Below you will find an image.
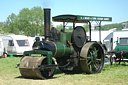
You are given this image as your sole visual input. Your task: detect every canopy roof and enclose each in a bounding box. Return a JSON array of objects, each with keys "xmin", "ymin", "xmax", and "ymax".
[{"xmin": 52, "ymin": 14, "xmax": 112, "ymax": 23}]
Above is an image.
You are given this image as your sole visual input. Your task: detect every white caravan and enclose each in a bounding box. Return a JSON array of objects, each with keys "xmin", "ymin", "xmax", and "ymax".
[
  {"xmin": 0, "ymin": 38, "xmax": 4, "ymax": 57},
  {"xmin": 87, "ymin": 30, "xmax": 113, "ymax": 43},
  {"xmin": 103, "ymin": 30, "xmax": 128, "ymax": 51},
  {"xmin": 0, "ymin": 35, "xmax": 32, "ymax": 55}
]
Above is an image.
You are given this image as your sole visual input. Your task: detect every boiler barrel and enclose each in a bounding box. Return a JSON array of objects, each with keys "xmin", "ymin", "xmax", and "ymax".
[
  {"xmin": 33, "ymin": 41, "xmax": 74, "ymax": 58},
  {"xmin": 53, "ymin": 43, "xmax": 74, "ymax": 58}
]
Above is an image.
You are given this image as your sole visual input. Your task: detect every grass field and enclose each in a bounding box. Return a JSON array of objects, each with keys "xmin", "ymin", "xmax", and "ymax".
[{"xmin": 0, "ymin": 57, "xmax": 128, "ymax": 85}]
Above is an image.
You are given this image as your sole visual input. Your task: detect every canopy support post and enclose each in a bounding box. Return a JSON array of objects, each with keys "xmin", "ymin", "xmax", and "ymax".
[
  {"xmin": 88, "ymin": 21, "xmax": 91, "ymax": 41},
  {"xmin": 63, "ymin": 22, "xmax": 65, "ymax": 32},
  {"xmin": 99, "ymin": 21, "xmax": 101, "ymax": 43}
]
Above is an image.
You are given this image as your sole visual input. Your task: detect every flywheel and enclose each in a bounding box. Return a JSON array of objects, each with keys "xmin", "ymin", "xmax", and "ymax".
[
  {"xmin": 72, "ymin": 26, "xmax": 86, "ymax": 48},
  {"xmin": 19, "ymin": 56, "xmax": 56, "ymax": 79},
  {"xmin": 80, "ymin": 42, "xmax": 104, "ymax": 74}
]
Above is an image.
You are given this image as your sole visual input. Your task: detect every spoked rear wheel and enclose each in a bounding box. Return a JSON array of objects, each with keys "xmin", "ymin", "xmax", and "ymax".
[{"xmin": 80, "ymin": 42, "xmax": 104, "ymax": 74}]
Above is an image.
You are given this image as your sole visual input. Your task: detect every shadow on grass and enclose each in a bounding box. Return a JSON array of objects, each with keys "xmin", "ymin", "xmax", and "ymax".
[
  {"xmin": 15, "ymin": 76, "xmax": 59, "ymax": 80},
  {"xmin": 15, "ymin": 69, "xmax": 63, "ymax": 80},
  {"xmin": 15, "ymin": 76, "xmax": 24, "ymax": 79}
]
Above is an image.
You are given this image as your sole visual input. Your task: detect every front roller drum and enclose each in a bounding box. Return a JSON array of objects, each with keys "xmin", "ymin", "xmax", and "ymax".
[
  {"xmin": 19, "ymin": 56, "xmax": 56, "ymax": 79},
  {"xmin": 80, "ymin": 42, "xmax": 104, "ymax": 74}
]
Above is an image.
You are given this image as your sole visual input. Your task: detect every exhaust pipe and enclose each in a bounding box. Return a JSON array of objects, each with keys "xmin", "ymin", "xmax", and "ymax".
[{"xmin": 44, "ymin": 8, "xmax": 51, "ymax": 41}]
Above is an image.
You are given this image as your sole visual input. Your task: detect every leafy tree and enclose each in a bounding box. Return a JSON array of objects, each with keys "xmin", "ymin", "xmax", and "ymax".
[
  {"xmin": 17, "ymin": 7, "xmax": 44, "ymax": 36},
  {"xmin": 5, "ymin": 6, "xmax": 44, "ymax": 36},
  {"xmin": 0, "ymin": 22, "xmax": 5, "ymax": 34},
  {"xmin": 5, "ymin": 13, "xmax": 19, "ymax": 34},
  {"xmin": 101, "ymin": 23, "xmax": 123, "ymax": 30}
]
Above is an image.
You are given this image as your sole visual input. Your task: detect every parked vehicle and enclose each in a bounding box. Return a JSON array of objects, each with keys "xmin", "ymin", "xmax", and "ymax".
[
  {"xmin": 18, "ymin": 8, "xmax": 112, "ymax": 79},
  {"xmin": 105, "ymin": 30, "xmax": 128, "ymax": 64},
  {"xmin": 104, "ymin": 30, "xmax": 128, "ymax": 51},
  {"xmin": 0, "ymin": 38, "xmax": 5, "ymax": 57},
  {"xmin": 0, "ymin": 35, "xmax": 32, "ymax": 56}
]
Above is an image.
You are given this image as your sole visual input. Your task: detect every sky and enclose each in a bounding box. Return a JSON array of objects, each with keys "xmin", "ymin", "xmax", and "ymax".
[{"xmin": 0, "ymin": 0, "xmax": 128, "ymax": 26}]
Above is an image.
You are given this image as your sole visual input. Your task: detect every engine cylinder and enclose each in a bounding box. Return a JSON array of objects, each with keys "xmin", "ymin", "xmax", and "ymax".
[{"xmin": 53, "ymin": 42, "xmax": 74, "ymax": 58}]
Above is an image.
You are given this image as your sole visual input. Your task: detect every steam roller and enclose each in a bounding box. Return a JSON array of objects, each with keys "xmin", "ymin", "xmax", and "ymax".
[
  {"xmin": 19, "ymin": 56, "xmax": 56, "ymax": 79},
  {"xmin": 18, "ymin": 8, "xmax": 112, "ymax": 79}
]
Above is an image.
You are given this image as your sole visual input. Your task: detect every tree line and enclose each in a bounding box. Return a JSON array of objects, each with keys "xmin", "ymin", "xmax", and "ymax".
[
  {"xmin": 0, "ymin": 6, "xmax": 128, "ymax": 36},
  {"xmin": 2, "ymin": 6, "xmax": 44, "ymax": 36}
]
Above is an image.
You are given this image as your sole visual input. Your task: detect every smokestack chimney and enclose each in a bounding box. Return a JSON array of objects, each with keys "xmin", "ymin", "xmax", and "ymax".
[{"xmin": 44, "ymin": 8, "xmax": 51, "ymax": 41}]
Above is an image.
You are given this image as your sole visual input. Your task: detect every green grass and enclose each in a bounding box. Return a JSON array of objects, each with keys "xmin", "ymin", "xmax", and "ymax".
[
  {"xmin": 0, "ymin": 57, "xmax": 20, "ymax": 74},
  {"xmin": 0, "ymin": 57, "xmax": 128, "ymax": 85}
]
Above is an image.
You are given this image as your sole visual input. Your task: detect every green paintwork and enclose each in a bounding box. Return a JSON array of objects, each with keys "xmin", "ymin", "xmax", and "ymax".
[
  {"xmin": 52, "ymin": 32, "xmax": 74, "ymax": 58},
  {"xmin": 115, "ymin": 45, "xmax": 128, "ymax": 51},
  {"xmin": 24, "ymin": 50, "xmax": 52, "ymax": 65},
  {"xmin": 60, "ymin": 32, "xmax": 72, "ymax": 44},
  {"xmin": 52, "ymin": 14, "xmax": 112, "ymax": 23},
  {"xmin": 114, "ymin": 45, "xmax": 128, "ymax": 58},
  {"xmin": 24, "ymin": 42, "xmax": 74, "ymax": 62},
  {"xmin": 53, "ymin": 42, "xmax": 74, "ymax": 58},
  {"xmin": 77, "ymin": 16, "xmax": 112, "ymax": 21}
]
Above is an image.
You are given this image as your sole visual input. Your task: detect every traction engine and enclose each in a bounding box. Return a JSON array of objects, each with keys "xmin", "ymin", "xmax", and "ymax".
[{"xmin": 18, "ymin": 8, "xmax": 112, "ymax": 79}]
